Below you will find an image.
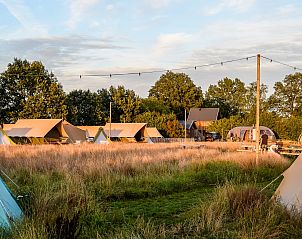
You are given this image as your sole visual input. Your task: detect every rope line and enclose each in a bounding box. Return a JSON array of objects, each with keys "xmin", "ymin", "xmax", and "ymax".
[
  {"xmin": 261, "ymin": 55, "xmax": 302, "ymax": 71},
  {"xmin": 1, "ymin": 55, "xmax": 301, "ymax": 79}
]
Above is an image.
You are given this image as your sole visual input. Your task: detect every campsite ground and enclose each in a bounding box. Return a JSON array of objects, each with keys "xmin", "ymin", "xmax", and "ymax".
[{"xmin": 0, "ymin": 142, "xmax": 301, "ymax": 238}]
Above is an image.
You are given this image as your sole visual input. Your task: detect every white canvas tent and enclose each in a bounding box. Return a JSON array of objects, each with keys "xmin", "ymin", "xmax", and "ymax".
[
  {"xmin": 275, "ymin": 154, "xmax": 302, "ymax": 211},
  {"xmin": 94, "ymin": 128, "xmax": 110, "ymax": 144},
  {"xmin": 0, "ymin": 128, "xmax": 14, "ymax": 145}
]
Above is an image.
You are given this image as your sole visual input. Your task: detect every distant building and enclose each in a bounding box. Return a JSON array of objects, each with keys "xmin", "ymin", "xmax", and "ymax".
[{"xmin": 186, "ymin": 108, "xmax": 220, "ymax": 140}]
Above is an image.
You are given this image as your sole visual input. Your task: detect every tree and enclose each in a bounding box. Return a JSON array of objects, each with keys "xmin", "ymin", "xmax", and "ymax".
[
  {"xmin": 207, "ymin": 115, "xmax": 245, "ymax": 140},
  {"xmin": 141, "ymin": 97, "xmax": 170, "ymax": 114},
  {"xmin": 268, "ymin": 73, "xmax": 302, "ymax": 116},
  {"xmin": 95, "ymin": 86, "xmax": 142, "ymax": 124},
  {"xmin": 134, "ymin": 111, "xmax": 183, "ymax": 138},
  {"xmin": 149, "ymin": 71, "xmax": 203, "ymax": 118},
  {"xmin": 244, "ymin": 82, "xmax": 268, "ymax": 113},
  {"xmin": 0, "ymin": 59, "xmax": 67, "ymax": 123},
  {"xmin": 203, "ymin": 98, "xmax": 233, "ymax": 118},
  {"xmin": 205, "ymin": 77, "xmax": 247, "ymax": 116},
  {"xmin": 66, "ymin": 90, "xmax": 106, "ymax": 126}
]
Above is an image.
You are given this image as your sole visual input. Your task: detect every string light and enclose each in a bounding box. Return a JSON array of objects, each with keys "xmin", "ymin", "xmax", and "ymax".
[
  {"xmin": 80, "ymin": 55, "xmax": 258, "ymax": 78},
  {"xmin": 261, "ymin": 55, "xmax": 302, "ymax": 71},
  {"xmin": 1, "ymin": 55, "xmax": 301, "ymax": 79}
]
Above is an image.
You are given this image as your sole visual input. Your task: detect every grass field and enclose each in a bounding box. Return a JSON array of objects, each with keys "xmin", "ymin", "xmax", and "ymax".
[{"xmin": 0, "ymin": 142, "xmax": 301, "ymax": 238}]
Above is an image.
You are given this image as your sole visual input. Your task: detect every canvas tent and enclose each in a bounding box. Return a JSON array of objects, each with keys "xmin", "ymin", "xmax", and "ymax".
[
  {"xmin": 0, "ymin": 128, "xmax": 14, "ymax": 145},
  {"xmin": 103, "ymin": 123, "xmax": 147, "ymax": 142},
  {"xmin": 275, "ymin": 154, "xmax": 302, "ymax": 211},
  {"xmin": 77, "ymin": 126, "xmax": 101, "ymax": 141},
  {"xmin": 146, "ymin": 128, "xmax": 163, "ymax": 138},
  {"xmin": 0, "ymin": 177, "xmax": 23, "ymax": 228},
  {"xmin": 227, "ymin": 126, "xmax": 276, "ymax": 142},
  {"xmin": 4, "ymin": 119, "xmax": 86, "ymax": 144},
  {"xmin": 94, "ymin": 127, "xmax": 109, "ymax": 144},
  {"xmin": 61, "ymin": 121, "xmax": 86, "ymax": 144}
]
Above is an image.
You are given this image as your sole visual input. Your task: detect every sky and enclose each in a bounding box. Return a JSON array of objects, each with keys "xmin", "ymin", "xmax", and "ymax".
[{"xmin": 0, "ymin": 0, "xmax": 301, "ymax": 97}]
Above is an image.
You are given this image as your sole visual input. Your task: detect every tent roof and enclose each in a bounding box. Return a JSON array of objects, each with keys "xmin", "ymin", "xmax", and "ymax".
[
  {"xmin": 146, "ymin": 127, "xmax": 163, "ymax": 138},
  {"xmin": 187, "ymin": 108, "xmax": 219, "ymax": 123},
  {"xmin": 103, "ymin": 123, "xmax": 146, "ymax": 138},
  {"xmin": 228, "ymin": 126, "xmax": 274, "ymax": 134},
  {"xmin": 77, "ymin": 126, "xmax": 101, "ymax": 138},
  {"xmin": 62, "ymin": 121, "xmax": 86, "ymax": 143},
  {"xmin": 2, "ymin": 124, "xmax": 15, "ymax": 132},
  {"xmin": 7, "ymin": 119, "xmax": 63, "ymax": 138},
  {"xmin": 94, "ymin": 128, "xmax": 109, "ymax": 144}
]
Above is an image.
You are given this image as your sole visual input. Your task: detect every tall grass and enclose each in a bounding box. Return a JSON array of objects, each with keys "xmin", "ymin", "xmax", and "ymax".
[{"xmin": 0, "ymin": 143, "xmax": 293, "ymax": 238}]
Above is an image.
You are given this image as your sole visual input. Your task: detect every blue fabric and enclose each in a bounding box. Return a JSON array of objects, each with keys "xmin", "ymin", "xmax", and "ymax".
[{"xmin": 0, "ymin": 177, "xmax": 23, "ymax": 228}]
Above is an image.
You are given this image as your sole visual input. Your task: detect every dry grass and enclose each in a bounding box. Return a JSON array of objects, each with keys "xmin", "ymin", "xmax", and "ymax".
[
  {"xmin": 0, "ymin": 142, "xmax": 292, "ymax": 238},
  {"xmin": 0, "ymin": 142, "xmax": 288, "ymax": 176}
]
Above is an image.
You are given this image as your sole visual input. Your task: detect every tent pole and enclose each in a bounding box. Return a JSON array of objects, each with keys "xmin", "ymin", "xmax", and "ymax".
[
  {"xmin": 256, "ymin": 54, "xmax": 261, "ymax": 165},
  {"xmin": 184, "ymin": 109, "xmax": 187, "ymax": 142}
]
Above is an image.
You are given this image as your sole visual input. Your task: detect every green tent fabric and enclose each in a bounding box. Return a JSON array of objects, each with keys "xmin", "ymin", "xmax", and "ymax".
[{"xmin": 0, "ymin": 177, "xmax": 23, "ymax": 228}]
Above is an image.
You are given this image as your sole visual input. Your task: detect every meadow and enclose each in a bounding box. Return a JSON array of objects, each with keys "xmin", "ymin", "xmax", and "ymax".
[{"xmin": 0, "ymin": 142, "xmax": 301, "ymax": 239}]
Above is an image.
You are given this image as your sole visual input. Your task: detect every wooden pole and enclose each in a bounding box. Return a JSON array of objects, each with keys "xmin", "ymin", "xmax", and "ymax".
[
  {"xmin": 256, "ymin": 54, "xmax": 261, "ymax": 165},
  {"xmin": 109, "ymin": 101, "xmax": 112, "ymax": 139},
  {"xmin": 184, "ymin": 109, "xmax": 187, "ymax": 142}
]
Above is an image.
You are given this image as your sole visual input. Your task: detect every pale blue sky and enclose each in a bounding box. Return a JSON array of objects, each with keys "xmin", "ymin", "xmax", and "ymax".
[{"xmin": 0, "ymin": 0, "xmax": 301, "ymax": 97}]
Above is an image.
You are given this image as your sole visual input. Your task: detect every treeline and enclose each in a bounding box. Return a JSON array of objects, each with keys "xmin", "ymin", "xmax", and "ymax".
[{"xmin": 1, "ymin": 59, "xmax": 302, "ymax": 139}]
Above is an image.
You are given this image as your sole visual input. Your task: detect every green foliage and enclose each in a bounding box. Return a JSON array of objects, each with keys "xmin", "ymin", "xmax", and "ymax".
[
  {"xmin": 245, "ymin": 82, "xmax": 268, "ymax": 113},
  {"xmin": 134, "ymin": 111, "xmax": 183, "ymax": 137},
  {"xmin": 205, "ymin": 77, "xmax": 247, "ymax": 116},
  {"xmin": 207, "ymin": 115, "xmax": 245, "ymax": 140},
  {"xmin": 66, "ymin": 90, "xmax": 106, "ymax": 126},
  {"xmin": 149, "ymin": 71, "xmax": 203, "ymax": 118},
  {"xmin": 269, "ymin": 73, "xmax": 302, "ymax": 116},
  {"xmin": 141, "ymin": 97, "xmax": 170, "ymax": 114},
  {"xmin": 109, "ymin": 86, "xmax": 142, "ymax": 123},
  {"xmin": 0, "ymin": 59, "xmax": 67, "ymax": 122},
  {"xmin": 208, "ymin": 110, "xmax": 302, "ymax": 141}
]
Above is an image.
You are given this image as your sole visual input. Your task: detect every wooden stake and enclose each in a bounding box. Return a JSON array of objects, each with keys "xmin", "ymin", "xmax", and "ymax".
[{"xmin": 256, "ymin": 54, "xmax": 261, "ymax": 165}]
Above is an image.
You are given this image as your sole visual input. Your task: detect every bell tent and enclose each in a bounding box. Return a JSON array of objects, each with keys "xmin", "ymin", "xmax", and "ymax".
[
  {"xmin": 0, "ymin": 177, "xmax": 23, "ymax": 228},
  {"xmin": 94, "ymin": 128, "xmax": 110, "ymax": 144},
  {"xmin": 275, "ymin": 154, "xmax": 302, "ymax": 211}
]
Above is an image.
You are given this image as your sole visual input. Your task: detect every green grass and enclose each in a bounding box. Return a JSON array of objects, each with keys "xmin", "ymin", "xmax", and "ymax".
[{"xmin": 0, "ymin": 144, "xmax": 297, "ymax": 238}]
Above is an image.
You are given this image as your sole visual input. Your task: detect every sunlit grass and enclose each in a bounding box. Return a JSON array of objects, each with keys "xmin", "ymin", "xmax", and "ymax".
[{"xmin": 0, "ymin": 143, "xmax": 294, "ymax": 238}]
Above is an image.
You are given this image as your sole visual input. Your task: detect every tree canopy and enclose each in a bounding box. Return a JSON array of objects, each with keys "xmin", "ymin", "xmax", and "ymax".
[
  {"xmin": 149, "ymin": 71, "xmax": 203, "ymax": 118},
  {"xmin": 0, "ymin": 59, "xmax": 67, "ymax": 123},
  {"xmin": 268, "ymin": 73, "xmax": 302, "ymax": 116},
  {"xmin": 205, "ymin": 77, "xmax": 247, "ymax": 117},
  {"xmin": 66, "ymin": 89, "xmax": 105, "ymax": 126}
]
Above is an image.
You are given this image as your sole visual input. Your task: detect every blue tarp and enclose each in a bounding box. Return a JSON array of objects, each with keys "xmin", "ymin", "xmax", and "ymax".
[{"xmin": 0, "ymin": 177, "xmax": 23, "ymax": 228}]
